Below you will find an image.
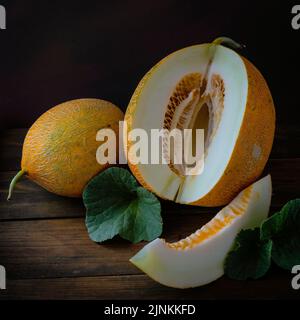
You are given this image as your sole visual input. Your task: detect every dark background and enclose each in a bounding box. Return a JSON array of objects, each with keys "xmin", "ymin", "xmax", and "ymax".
[
  {"xmin": 0, "ymin": 0, "xmax": 298, "ymax": 129},
  {"xmin": 0, "ymin": 1, "xmax": 300, "ymax": 300}
]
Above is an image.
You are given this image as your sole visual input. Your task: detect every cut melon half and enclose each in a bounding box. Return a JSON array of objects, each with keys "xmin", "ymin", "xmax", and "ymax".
[
  {"xmin": 125, "ymin": 41, "xmax": 275, "ymax": 206},
  {"xmin": 130, "ymin": 175, "xmax": 272, "ymax": 288}
]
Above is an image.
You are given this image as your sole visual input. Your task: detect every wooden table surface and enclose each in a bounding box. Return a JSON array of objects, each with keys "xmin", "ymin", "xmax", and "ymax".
[{"xmin": 0, "ymin": 127, "xmax": 299, "ymax": 300}]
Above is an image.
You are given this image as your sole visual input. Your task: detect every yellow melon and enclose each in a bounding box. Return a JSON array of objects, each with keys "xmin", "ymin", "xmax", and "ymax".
[
  {"xmin": 125, "ymin": 40, "xmax": 275, "ymax": 206},
  {"xmin": 8, "ymin": 98, "xmax": 124, "ymax": 199},
  {"xmin": 130, "ymin": 175, "xmax": 272, "ymax": 288}
]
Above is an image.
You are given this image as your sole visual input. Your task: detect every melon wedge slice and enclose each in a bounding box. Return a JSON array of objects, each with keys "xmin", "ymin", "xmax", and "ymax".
[
  {"xmin": 125, "ymin": 42, "xmax": 275, "ymax": 206},
  {"xmin": 130, "ymin": 175, "xmax": 272, "ymax": 288}
]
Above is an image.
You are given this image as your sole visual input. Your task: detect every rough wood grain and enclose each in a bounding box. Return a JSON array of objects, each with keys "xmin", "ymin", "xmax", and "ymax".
[
  {"xmin": 0, "ymin": 158, "xmax": 299, "ymax": 220},
  {"xmin": 0, "ymin": 270, "xmax": 298, "ymax": 300},
  {"xmin": 0, "ymin": 172, "xmax": 85, "ymax": 220},
  {"xmin": 0, "ymin": 214, "xmax": 224, "ymax": 280},
  {"xmin": 0, "ymin": 194, "xmax": 299, "ymax": 282}
]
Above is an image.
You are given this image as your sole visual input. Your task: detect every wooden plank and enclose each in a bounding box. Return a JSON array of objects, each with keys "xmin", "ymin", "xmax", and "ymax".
[
  {"xmin": 0, "ymin": 126, "xmax": 299, "ymax": 173},
  {"xmin": 0, "ymin": 170, "xmax": 220, "ymax": 220},
  {"xmin": 1, "ymin": 158, "xmax": 299, "ymax": 220},
  {"xmin": 0, "ymin": 215, "xmax": 217, "ymax": 280},
  {"xmin": 0, "ymin": 172, "xmax": 85, "ymax": 220},
  {"xmin": 0, "ymin": 271, "xmax": 297, "ymax": 300},
  {"xmin": 0, "ymin": 184, "xmax": 299, "ymax": 282}
]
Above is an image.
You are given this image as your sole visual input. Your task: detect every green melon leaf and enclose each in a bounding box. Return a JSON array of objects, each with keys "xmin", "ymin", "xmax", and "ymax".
[
  {"xmin": 224, "ymin": 228, "xmax": 272, "ymax": 280},
  {"xmin": 83, "ymin": 167, "xmax": 162, "ymax": 243},
  {"xmin": 261, "ymin": 199, "xmax": 300, "ymax": 270}
]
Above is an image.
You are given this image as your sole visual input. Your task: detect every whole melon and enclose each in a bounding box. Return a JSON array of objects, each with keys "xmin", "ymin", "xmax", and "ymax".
[{"xmin": 8, "ymin": 98, "xmax": 124, "ymax": 198}]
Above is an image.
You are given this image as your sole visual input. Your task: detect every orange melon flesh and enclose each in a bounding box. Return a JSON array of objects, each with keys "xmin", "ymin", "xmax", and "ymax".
[
  {"xmin": 125, "ymin": 43, "xmax": 275, "ymax": 206},
  {"xmin": 130, "ymin": 175, "xmax": 272, "ymax": 288}
]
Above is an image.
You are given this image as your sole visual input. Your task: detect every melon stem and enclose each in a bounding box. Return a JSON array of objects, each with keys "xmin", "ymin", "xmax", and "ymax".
[
  {"xmin": 212, "ymin": 37, "xmax": 245, "ymax": 50},
  {"xmin": 7, "ymin": 170, "xmax": 26, "ymax": 201}
]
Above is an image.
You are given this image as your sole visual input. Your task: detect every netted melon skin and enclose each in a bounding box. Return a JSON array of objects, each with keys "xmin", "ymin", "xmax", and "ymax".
[{"xmin": 21, "ymin": 98, "xmax": 124, "ymax": 197}]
